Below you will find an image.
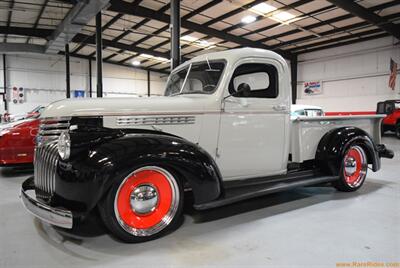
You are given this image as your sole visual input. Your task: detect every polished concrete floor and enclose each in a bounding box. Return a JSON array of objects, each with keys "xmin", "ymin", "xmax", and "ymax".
[{"xmin": 0, "ymin": 136, "xmax": 399, "ymax": 268}]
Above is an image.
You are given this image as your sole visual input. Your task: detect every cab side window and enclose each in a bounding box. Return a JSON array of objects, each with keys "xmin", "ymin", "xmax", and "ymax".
[{"xmin": 229, "ymin": 63, "xmax": 278, "ymax": 98}]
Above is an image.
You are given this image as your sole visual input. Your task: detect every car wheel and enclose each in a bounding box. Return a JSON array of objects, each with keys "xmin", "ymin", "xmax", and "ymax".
[
  {"xmin": 99, "ymin": 166, "xmax": 184, "ymax": 243},
  {"xmin": 396, "ymin": 123, "xmax": 400, "ymax": 139},
  {"xmin": 333, "ymin": 145, "xmax": 368, "ymax": 192}
]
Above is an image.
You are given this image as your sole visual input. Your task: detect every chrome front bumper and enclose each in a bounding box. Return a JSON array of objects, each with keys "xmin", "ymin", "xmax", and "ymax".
[{"xmin": 20, "ymin": 177, "xmax": 73, "ymax": 229}]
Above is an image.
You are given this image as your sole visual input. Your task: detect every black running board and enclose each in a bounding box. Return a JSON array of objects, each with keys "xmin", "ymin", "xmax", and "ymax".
[{"xmin": 194, "ymin": 173, "xmax": 338, "ymax": 210}]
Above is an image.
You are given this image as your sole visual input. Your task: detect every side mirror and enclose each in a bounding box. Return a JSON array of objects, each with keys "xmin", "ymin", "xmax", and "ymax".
[{"xmin": 223, "ymin": 83, "xmax": 251, "ymax": 100}]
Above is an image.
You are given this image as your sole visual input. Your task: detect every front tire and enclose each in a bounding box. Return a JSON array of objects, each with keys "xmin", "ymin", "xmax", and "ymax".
[
  {"xmin": 333, "ymin": 145, "xmax": 368, "ymax": 192},
  {"xmin": 395, "ymin": 123, "xmax": 400, "ymax": 139},
  {"xmin": 99, "ymin": 166, "xmax": 184, "ymax": 243}
]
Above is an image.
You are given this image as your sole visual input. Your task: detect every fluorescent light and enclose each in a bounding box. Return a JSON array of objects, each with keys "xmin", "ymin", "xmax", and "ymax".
[
  {"xmin": 181, "ymin": 35, "xmax": 198, "ymax": 42},
  {"xmin": 241, "ymin": 15, "xmax": 256, "ymax": 24},
  {"xmin": 251, "ymin": 3, "xmax": 277, "ymax": 14},
  {"xmin": 155, "ymin": 57, "xmax": 170, "ymax": 62},
  {"xmin": 131, "ymin": 60, "xmax": 140, "ymax": 66},
  {"xmin": 273, "ymin": 11, "xmax": 295, "ymax": 21},
  {"xmin": 140, "ymin": 54, "xmax": 154, "ymax": 58}
]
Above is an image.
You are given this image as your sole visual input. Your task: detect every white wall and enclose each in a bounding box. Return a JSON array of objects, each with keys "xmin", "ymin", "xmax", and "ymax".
[
  {"xmin": 0, "ymin": 54, "xmax": 167, "ymax": 114},
  {"xmin": 296, "ymin": 36, "xmax": 400, "ymax": 112}
]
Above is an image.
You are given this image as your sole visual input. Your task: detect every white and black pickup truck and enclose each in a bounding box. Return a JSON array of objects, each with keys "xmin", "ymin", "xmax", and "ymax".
[{"xmin": 20, "ymin": 48, "xmax": 393, "ymax": 243}]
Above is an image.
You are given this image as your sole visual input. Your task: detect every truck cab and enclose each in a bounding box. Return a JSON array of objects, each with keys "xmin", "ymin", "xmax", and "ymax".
[
  {"xmin": 20, "ymin": 48, "xmax": 393, "ymax": 243},
  {"xmin": 377, "ymin": 100, "xmax": 400, "ymax": 138}
]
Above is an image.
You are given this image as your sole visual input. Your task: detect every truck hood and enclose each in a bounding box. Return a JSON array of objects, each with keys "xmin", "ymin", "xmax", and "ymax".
[{"xmin": 41, "ymin": 95, "xmax": 215, "ymax": 118}]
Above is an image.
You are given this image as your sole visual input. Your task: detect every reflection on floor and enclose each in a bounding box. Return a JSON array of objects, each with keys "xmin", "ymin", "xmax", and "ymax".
[{"xmin": 0, "ymin": 137, "xmax": 399, "ymax": 267}]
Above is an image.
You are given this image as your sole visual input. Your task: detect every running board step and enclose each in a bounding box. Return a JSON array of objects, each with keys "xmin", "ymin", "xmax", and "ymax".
[{"xmin": 194, "ymin": 174, "xmax": 338, "ymax": 210}]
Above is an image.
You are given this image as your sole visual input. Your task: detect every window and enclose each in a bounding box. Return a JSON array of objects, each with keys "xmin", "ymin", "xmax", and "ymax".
[
  {"xmin": 229, "ymin": 63, "xmax": 278, "ymax": 98},
  {"xmin": 165, "ymin": 61, "xmax": 225, "ymax": 96}
]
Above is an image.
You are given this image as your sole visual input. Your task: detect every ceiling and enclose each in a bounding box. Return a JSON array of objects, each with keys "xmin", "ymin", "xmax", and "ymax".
[{"xmin": 0, "ymin": 0, "xmax": 399, "ymax": 73}]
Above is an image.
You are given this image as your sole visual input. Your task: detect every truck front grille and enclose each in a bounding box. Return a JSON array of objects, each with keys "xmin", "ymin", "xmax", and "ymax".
[
  {"xmin": 34, "ymin": 118, "xmax": 70, "ymax": 199},
  {"xmin": 34, "ymin": 142, "xmax": 58, "ymax": 199}
]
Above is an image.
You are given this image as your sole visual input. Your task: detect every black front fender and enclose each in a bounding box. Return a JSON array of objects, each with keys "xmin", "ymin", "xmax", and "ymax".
[
  {"xmin": 56, "ymin": 133, "xmax": 223, "ymax": 213},
  {"xmin": 315, "ymin": 127, "xmax": 380, "ymax": 175}
]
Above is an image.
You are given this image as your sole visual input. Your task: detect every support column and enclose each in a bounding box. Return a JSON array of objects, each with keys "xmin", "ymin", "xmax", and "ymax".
[
  {"xmin": 147, "ymin": 70, "xmax": 150, "ymax": 97},
  {"xmin": 96, "ymin": 12, "xmax": 103, "ymax": 98},
  {"xmin": 170, "ymin": 0, "xmax": 180, "ymax": 70},
  {"xmin": 65, "ymin": 44, "xmax": 71, "ymax": 98},
  {"xmin": 2, "ymin": 54, "xmax": 7, "ymax": 111},
  {"xmin": 291, "ymin": 55, "xmax": 298, "ymax": 105},
  {"xmin": 88, "ymin": 59, "xmax": 92, "ymax": 97}
]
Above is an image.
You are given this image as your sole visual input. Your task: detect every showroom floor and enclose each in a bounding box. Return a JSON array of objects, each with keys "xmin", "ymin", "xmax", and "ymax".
[{"xmin": 0, "ymin": 137, "xmax": 399, "ymax": 268}]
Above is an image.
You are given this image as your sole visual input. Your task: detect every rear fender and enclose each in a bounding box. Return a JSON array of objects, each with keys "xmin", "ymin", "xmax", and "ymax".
[{"xmin": 315, "ymin": 127, "xmax": 380, "ymax": 175}]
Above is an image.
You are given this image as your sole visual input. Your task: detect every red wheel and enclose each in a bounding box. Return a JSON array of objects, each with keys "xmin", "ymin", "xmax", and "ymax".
[
  {"xmin": 99, "ymin": 166, "xmax": 183, "ymax": 242},
  {"xmin": 333, "ymin": 145, "xmax": 368, "ymax": 192}
]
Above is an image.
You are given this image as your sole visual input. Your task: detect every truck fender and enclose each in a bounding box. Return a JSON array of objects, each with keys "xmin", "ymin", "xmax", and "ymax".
[
  {"xmin": 58, "ymin": 133, "xmax": 224, "ymax": 211},
  {"xmin": 315, "ymin": 127, "xmax": 380, "ymax": 175}
]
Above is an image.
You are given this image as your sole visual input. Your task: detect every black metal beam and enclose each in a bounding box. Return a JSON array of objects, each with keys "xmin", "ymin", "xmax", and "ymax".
[
  {"xmin": 327, "ymin": 0, "xmax": 400, "ymax": 39},
  {"xmin": 273, "ymin": 13, "xmax": 400, "ymax": 50},
  {"xmin": 147, "ymin": 70, "xmax": 150, "ymax": 97},
  {"xmin": 170, "ymin": 0, "xmax": 180, "ymax": 69},
  {"xmin": 2, "ymin": 54, "xmax": 7, "ymax": 111},
  {"xmin": 108, "ymin": 0, "xmax": 293, "ymax": 59},
  {"xmin": 290, "ymin": 28, "xmax": 386, "ymax": 53},
  {"xmin": 221, "ymin": 0, "xmax": 312, "ymax": 34},
  {"xmin": 258, "ymin": 1, "xmax": 400, "ymax": 44},
  {"xmin": 58, "ymin": 51, "xmax": 169, "ymax": 74},
  {"xmin": 26, "ymin": 0, "xmax": 49, "ymax": 44},
  {"xmin": 65, "ymin": 44, "xmax": 71, "ymax": 98},
  {"xmin": 88, "ymin": 59, "xmax": 92, "ymax": 97},
  {"xmin": 73, "ymin": 13, "xmax": 124, "ymax": 54},
  {"xmin": 72, "ymin": 33, "xmax": 170, "ymax": 59},
  {"xmin": 241, "ymin": 4, "xmax": 336, "ymax": 39},
  {"xmin": 295, "ymin": 33, "xmax": 390, "ymax": 55},
  {"xmin": 96, "ymin": 12, "xmax": 103, "ymax": 98},
  {"xmin": 4, "ymin": 0, "xmax": 15, "ymax": 43},
  {"xmin": 290, "ymin": 55, "xmax": 297, "ymax": 105},
  {"xmin": 0, "ymin": 26, "xmax": 52, "ymax": 38}
]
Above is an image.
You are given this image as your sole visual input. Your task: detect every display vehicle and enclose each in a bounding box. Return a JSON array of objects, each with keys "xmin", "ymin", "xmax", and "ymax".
[
  {"xmin": 0, "ymin": 118, "xmax": 39, "ymax": 166},
  {"xmin": 21, "ymin": 48, "xmax": 393, "ymax": 243},
  {"xmin": 290, "ymin": 104, "xmax": 324, "ymax": 119},
  {"xmin": 377, "ymin": 100, "xmax": 400, "ymax": 138},
  {"xmin": 2, "ymin": 105, "xmax": 45, "ymax": 123}
]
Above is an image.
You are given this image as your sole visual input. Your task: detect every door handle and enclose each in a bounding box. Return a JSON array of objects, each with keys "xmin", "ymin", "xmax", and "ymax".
[{"xmin": 273, "ymin": 104, "xmax": 287, "ymax": 111}]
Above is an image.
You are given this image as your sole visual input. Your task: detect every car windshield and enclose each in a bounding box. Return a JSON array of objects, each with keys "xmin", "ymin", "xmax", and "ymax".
[{"xmin": 164, "ymin": 61, "xmax": 225, "ymax": 96}]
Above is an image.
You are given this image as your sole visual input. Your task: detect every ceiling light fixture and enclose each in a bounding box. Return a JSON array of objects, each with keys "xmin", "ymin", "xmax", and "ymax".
[
  {"xmin": 241, "ymin": 15, "xmax": 256, "ymax": 24},
  {"xmin": 181, "ymin": 35, "xmax": 198, "ymax": 42},
  {"xmin": 251, "ymin": 3, "xmax": 277, "ymax": 14},
  {"xmin": 272, "ymin": 11, "xmax": 295, "ymax": 22},
  {"xmin": 131, "ymin": 60, "xmax": 141, "ymax": 66}
]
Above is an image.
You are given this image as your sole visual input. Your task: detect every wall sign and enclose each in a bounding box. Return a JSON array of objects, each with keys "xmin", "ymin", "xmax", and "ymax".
[
  {"xmin": 74, "ymin": 90, "xmax": 85, "ymax": 98},
  {"xmin": 303, "ymin": 81, "xmax": 322, "ymax": 95},
  {"xmin": 11, "ymin": 87, "xmax": 25, "ymax": 103}
]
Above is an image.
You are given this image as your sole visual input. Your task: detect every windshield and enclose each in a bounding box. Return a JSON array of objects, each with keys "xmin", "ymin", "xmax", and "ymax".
[{"xmin": 164, "ymin": 61, "xmax": 225, "ymax": 96}]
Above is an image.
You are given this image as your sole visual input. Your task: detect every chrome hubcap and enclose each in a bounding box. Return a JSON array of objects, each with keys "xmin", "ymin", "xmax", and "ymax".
[
  {"xmin": 344, "ymin": 157, "xmax": 357, "ymax": 176},
  {"xmin": 130, "ymin": 184, "xmax": 159, "ymax": 215}
]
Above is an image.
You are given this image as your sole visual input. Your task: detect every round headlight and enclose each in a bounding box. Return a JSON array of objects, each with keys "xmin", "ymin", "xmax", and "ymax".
[{"xmin": 58, "ymin": 131, "xmax": 71, "ymax": 160}]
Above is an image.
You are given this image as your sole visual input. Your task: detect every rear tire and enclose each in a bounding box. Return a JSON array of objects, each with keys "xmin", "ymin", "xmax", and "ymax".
[
  {"xmin": 395, "ymin": 123, "xmax": 400, "ymax": 139},
  {"xmin": 98, "ymin": 166, "xmax": 184, "ymax": 243},
  {"xmin": 333, "ymin": 145, "xmax": 368, "ymax": 192}
]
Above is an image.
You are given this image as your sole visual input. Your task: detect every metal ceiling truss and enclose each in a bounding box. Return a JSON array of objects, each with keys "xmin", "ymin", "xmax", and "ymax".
[
  {"xmin": 58, "ymin": 51, "xmax": 169, "ymax": 74},
  {"xmin": 108, "ymin": 0, "xmax": 294, "ymax": 60},
  {"xmin": 327, "ymin": 0, "xmax": 400, "ymax": 40}
]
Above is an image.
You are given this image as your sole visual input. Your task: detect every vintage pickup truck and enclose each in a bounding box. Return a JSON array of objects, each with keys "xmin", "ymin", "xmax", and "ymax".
[{"xmin": 20, "ymin": 48, "xmax": 393, "ymax": 243}]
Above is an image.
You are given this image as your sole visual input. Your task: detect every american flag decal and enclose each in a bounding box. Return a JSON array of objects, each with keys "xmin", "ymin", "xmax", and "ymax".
[{"xmin": 389, "ymin": 58, "xmax": 398, "ymax": 91}]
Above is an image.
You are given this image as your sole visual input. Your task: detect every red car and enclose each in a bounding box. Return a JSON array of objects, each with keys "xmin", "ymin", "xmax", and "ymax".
[
  {"xmin": 377, "ymin": 100, "xmax": 400, "ymax": 139},
  {"xmin": 0, "ymin": 118, "xmax": 39, "ymax": 166}
]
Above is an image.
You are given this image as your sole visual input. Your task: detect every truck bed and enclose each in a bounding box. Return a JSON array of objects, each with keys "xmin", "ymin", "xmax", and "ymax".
[{"xmin": 290, "ymin": 115, "xmax": 385, "ymax": 163}]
